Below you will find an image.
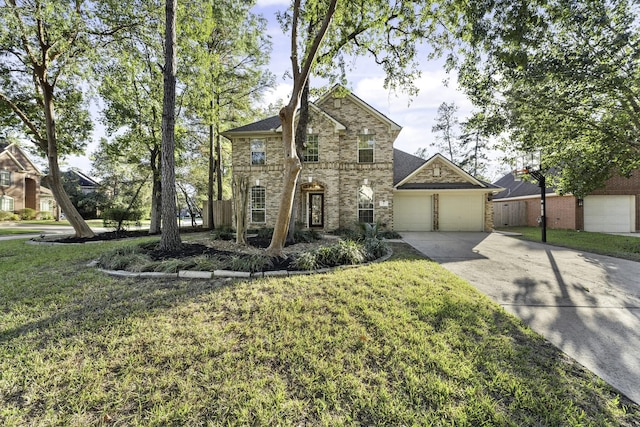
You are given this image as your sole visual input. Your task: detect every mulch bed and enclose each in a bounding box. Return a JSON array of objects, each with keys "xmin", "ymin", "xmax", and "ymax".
[{"xmin": 48, "ymin": 228, "xmax": 296, "ymax": 271}]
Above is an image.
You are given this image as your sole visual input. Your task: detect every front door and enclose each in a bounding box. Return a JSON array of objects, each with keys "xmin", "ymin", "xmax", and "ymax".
[{"xmin": 308, "ymin": 193, "xmax": 324, "ymax": 228}]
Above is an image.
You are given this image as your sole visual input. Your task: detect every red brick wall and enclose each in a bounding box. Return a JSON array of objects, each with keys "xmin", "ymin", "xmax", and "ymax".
[{"xmin": 521, "ymin": 195, "xmax": 578, "ymax": 229}]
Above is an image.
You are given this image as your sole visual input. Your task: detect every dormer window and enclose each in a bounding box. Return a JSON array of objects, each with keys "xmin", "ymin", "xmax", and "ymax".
[
  {"xmin": 250, "ymin": 139, "xmax": 266, "ymax": 165},
  {"xmin": 358, "ymin": 133, "xmax": 375, "ymax": 163},
  {"xmin": 0, "ymin": 170, "xmax": 10, "ymax": 186}
]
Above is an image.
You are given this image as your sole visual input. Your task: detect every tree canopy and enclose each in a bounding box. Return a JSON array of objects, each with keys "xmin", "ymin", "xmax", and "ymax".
[{"xmin": 445, "ymin": 0, "xmax": 640, "ymax": 196}]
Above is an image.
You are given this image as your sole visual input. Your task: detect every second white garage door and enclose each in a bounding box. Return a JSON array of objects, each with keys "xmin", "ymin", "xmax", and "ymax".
[
  {"xmin": 393, "ymin": 193, "xmax": 432, "ymax": 231},
  {"xmin": 584, "ymin": 195, "xmax": 635, "ymax": 232},
  {"xmin": 439, "ymin": 193, "xmax": 485, "ymax": 231}
]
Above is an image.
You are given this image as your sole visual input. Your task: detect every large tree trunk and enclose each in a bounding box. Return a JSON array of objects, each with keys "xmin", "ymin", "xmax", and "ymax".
[
  {"xmin": 41, "ymin": 79, "xmax": 94, "ymax": 238},
  {"xmin": 149, "ymin": 148, "xmax": 162, "ymax": 234},
  {"xmin": 215, "ymin": 122, "xmax": 223, "ymax": 201},
  {"xmin": 207, "ymin": 119, "xmax": 215, "ymax": 229},
  {"xmin": 233, "ymin": 175, "xmax": 248, "ymax": 245},
  {"xmin": 159, "ymin": 0, "xmax": 181, "ymax": 251}
]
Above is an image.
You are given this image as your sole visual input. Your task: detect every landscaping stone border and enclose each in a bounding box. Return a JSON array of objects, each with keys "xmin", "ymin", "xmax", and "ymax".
[{"xmin": 91, "ymin": 247, "xmax": 394, "ymax": 280}]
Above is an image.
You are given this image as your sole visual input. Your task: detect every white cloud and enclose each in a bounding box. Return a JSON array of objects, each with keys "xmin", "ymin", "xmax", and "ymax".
[{"xmin": 255, "ymin": 0, "xmax": 290, "ymax": 7}]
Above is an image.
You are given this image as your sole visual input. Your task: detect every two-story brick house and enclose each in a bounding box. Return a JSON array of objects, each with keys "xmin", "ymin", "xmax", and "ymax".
[
  {"xmin": 223, "ymin": 85, "xmax": 501, "ymax": 232},
  {"xmin": 0, "ymin": 141, "xmax": 55, "ymax": 216}
]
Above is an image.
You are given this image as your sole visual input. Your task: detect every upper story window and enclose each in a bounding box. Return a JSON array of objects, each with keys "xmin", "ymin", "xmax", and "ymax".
[
  {"xmin": 358, "ymin": 134, "xmax": 375, "ymax": 163},
  {"xmin": 250, "ymin": 139, "xmax": 266, "ymax": 165},
  {"xmin": 250, "ymin": 186, "xmax": 266, "ymax": 223},
  {"xmin": 357, "ymin": 184, "xmax": 374, "ymax": 224},
  {"xmin": 303, "ymin": 134, "xmax": 319, "ymax": 162},
  {"xmin": 0, "ymin": 170, "xmax": 10, "ymax": 186},
  {"xmin": 0, "ymin": 195, "xmax": 14, "ymax": 212}
]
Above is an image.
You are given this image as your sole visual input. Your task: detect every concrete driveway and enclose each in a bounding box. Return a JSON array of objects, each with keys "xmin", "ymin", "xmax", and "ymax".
[{"xmin": 401, "ymin": 231, "xmax": 640, "ymax": 404}]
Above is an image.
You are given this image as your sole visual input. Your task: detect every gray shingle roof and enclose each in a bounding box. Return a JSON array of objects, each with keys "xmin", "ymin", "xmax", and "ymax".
[
  {"xmin": 393, "ymin": 149, "xmax": 426, "ymax": 186},
  {"xmin": 224, "ymin": 116, "xmax": 281, "ymax": 133},
  {"xmin": 493, "ymin": 172, "xmax": 555, "ymax": 199}
]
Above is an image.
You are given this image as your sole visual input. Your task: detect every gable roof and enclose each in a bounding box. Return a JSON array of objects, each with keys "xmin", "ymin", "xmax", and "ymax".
[
  {"xmin": 275, "ymin": 103, "xmax": 346, "ymax": 133},
  {"xmin": 65, "ymin": 169, "xmax": 100, "ymax": 187},
  {"xmin": 317, "ymin": 85, "xmax": 402, "ymax": 131},
  {"xmin": 493, "ymin": 171, "xmax": 556, "ymax": 200},
  {"xmin": 222, "ymin": 115, "xmax": 282, "ymax": 135},
  {"xmin": 394, "ymin": 150, "xmax": 500, "ymax": 191},
  {"xmin": 0, "ymin": 142, "xmax": 42, "ymax": 174}
]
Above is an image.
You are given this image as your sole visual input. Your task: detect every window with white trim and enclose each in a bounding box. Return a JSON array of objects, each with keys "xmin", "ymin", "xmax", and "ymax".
[
  {"xmin": 40, "ymin": 199, "xmax": 53, "ymax": 213},
  {"xmin": 357, "ymin": 184, "xmax": 374, "ymax": 223},
  {"xmin": 0, "ymin": 170, "xmax": 10, "ymax": 186},
  {"xmin": 358, "ymin": 134, "xmax": 374, "ymax": 163},
  {"xmin": 303, "ymin": 134, "xmax": 319, "ymax": 162},
  {"xmin": 251, "ymin": 186, "xmax": 266, "ymax": 223},
  {"xmin": 0, "ymin": 195, "xmax": 14, "ymax": 212},
  {"xmin": 250, "ymin": 139, "xmax": 266, "ymax": 165}
]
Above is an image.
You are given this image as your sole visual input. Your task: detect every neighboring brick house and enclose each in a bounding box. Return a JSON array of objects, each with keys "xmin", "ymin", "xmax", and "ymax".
[
  {"xmin": 223, "ymin": 85, "xmax": 502, "ymax": 232},
  {"xmin": 0, "ymin": 141, "xmax": 55, "ymax": 216},
  {"xmin": 493, "ymin": 171, "xmax": 640, "ymax": 232}
]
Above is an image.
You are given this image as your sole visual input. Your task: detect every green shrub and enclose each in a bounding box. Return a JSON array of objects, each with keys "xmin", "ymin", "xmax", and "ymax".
[
  {"xmin": 363, "ymin": 237, "xmax": 389, "ymax": 261},
  {"xmin": 0, "ymin": 211, "xmax": 18, "ymax": 221},
  {"xmin": 211, "ymin": 226, "xmax": 235, "ymax": 241},
  {"xmin": 18, "ymin": 208, "xmax": 37, "ymax": 220},
  {"xmin": 379, "ymin": 230, "xmax": 402, "ymax": 239},
  {"xmin": 229, "ymin": 254, "xmax": 273, "ymax": 272},
  {"xmin": 330, "ymin": 227, "xmax": 360, "ymax": 241},
  {"xmin": 293, "ymin": 251, "xmax": 318, "ymax": 271},
  {"xmin": 39, "ymin": 213, "xmax": 53, "ymax": 220},
  {"xmin": 97, "ymin": 245, "xmax": 151, "ymax": 271},
  {"xmin": 102, "ymin": 207, "xmax": 143, "ymax": 231},
  {"xmin": 294, "ymin": 229, "xmax": 320, "ymax": 243}
]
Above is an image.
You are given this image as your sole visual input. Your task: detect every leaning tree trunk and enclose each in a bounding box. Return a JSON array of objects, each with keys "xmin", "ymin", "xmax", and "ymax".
[
  {"xmin": 41, "ymin": 80, "xmax": 94, "ymax": 238},
  {"xmin": 159, "ymin": 0, "xmax": 181, "ymax": 251},
  {"xmin": 267, "ymin": 103, "xmax": 302, "ymax": 256},
  {"xmin": 286, "ymin": 80, "xmax": 310, "ymax": 243}
]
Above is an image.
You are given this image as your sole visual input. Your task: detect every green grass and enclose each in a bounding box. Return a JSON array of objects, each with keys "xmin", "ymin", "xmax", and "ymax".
[
  {"xmin": 1, "ymin": 239, "xmax": 638, "ymax": 426},
  {"xmin": 0, "ymin": 228, "xmax": 44, "ymax": 235},
  {"xmin": 498, "ymin": 227, "xmax": 640, "ymax": 262},
  {"xmin": 17, "ymin": 219, "xmax": 107, "ymax": 227}
]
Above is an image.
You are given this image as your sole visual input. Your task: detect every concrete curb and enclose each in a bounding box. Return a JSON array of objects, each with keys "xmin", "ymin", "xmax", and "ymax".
[{"xmin": 95, "ymin": 247, "xmax": 394, "ymax": 280}]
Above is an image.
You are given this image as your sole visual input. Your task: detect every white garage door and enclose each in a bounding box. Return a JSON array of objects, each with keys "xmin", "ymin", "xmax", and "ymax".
[
  {"xmin": 439, "ymin": 193, "xmax": 484, "ymax": 231},
  {"xmin": 393, "ymin": 193, "xmax": 432, "ymax": 231},
  {"xmin": 584, "ymin": 195, "xmax": 635, "ymax": 232}
]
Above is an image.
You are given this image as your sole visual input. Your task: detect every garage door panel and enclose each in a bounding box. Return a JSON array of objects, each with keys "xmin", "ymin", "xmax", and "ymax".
[
  {"xmin": 584, "ymin": 195, "xmax": 635, "ymax": 232},
  {"xmin": 394, "ymin": 194, "xmax": 432, "ymax": 231},
  {"xmin": 439, "ymin": 194, "xmax": 484, "ymax": 231}
]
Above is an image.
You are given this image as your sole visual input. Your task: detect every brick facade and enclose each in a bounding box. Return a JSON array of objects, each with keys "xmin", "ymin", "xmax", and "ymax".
[
  {"xmin": 0, "ymin": 143, "xmax": 43, "ymax": 213},
  {"xmin": 226, "ymin": 87, "xmax": 499, "ymax": 232},
  {"xmin": 228, "ymin": 88, "xmax": 399, "ymax": 231}
]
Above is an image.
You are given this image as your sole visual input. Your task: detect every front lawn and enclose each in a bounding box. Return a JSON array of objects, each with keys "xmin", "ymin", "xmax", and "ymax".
[
  {"xmin": 0, "ymin": 228, "xmax": 43, "ymax": 235},
  {"xmin": 497, "ymin": 227, "xmax": 640, "ymax": 262},
  {"xmin": 1, "ymin": 238, "xmax": 638, "ymax": 425}
]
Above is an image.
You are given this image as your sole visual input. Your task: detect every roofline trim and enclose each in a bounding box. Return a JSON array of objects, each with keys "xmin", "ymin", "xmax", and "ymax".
[{"xmin": 394, "ymin": 153, "xmax": 485, "ymax": 189}]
